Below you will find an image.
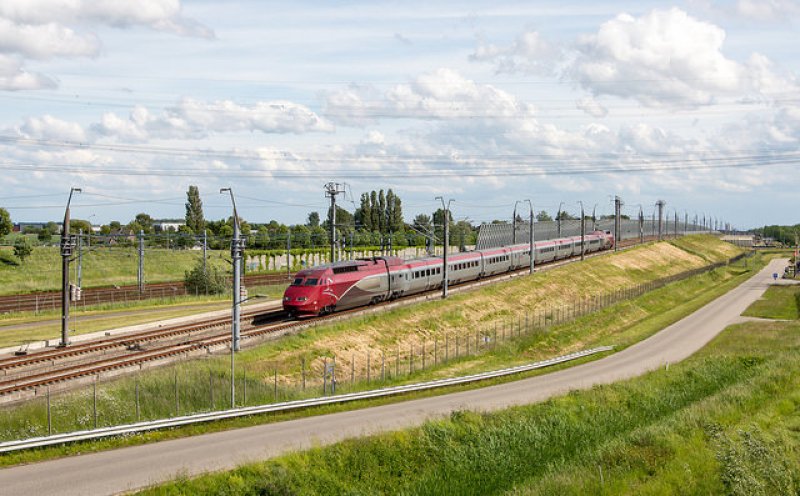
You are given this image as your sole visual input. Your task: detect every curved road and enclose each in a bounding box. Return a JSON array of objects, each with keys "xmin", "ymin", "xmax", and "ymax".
[{"xmin": 0, "ymin": 259, "xmax": 786, "ymax": 495}]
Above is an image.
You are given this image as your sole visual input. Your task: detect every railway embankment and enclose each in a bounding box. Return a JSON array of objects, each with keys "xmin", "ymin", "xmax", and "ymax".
[
  {"xmin": 140, "ymin": 280, "xmax": 800, "ymax": 495},
  {"xmin": 0, "ymin": 235, "xmax": 758, "ymax": 462}
]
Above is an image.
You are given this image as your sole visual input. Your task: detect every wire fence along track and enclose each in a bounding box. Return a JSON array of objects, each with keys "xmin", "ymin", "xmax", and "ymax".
[
  {"xmin": 0, "ymin": 251, "xmax": 746, "ymax": 403},
  {"xmin": 0, "ymin": 346, "xmax": 613, "ymax": 453},
  {"xmin": 0, "ymin": 273, "xmax": 292, "ymax": 314}
]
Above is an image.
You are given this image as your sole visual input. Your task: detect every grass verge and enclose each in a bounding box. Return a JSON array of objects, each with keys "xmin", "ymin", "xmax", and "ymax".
[
  {"xmin": 742, "ymin": 284, "xmax": 800, "ymax": 320},
  {"xmin": 137, "ymin": 319, "xmax": 800, "ymax": 495}
]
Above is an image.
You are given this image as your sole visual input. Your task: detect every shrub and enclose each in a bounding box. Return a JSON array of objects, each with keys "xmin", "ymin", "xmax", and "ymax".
[
  {"xmin": 13, "ymin": 237, "xmax": 33, "ymax": 262},
  {"xmin": 184, "ymin": 260, "xmax": 228, "ymax": 295}
]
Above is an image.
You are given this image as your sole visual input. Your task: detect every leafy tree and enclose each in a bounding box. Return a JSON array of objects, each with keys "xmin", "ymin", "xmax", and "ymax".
[
  {"xmin": 69, "ymin": 219, "xmax": 93, "ymax": 234},
  {"xmin": 355, "ymin": 193, "xmax": 372, "ymax": 231},
  {"xmin": 556, "ymin": 210, "xmax": 576, "ymax": 221},
  {"xmin": 369, "ymin": 191, "xmax": 380, "ymax": 231},
  {"xmin": 306, "ymin": 211, "xmax": 320, "ymax": 228},
  {"xmin": 133, "ymin": 213, "xmax": 154, "ymax": 233},
  {"xmin": 175, "ymin": 225, "xmax": 196, "ymax": 249},
  {"xmin": 185, "ymin": 186, "xmax": 205, "ymax": 233},
  {"xmin": 536, "ymin": 210, "xmax": 553, "ymax": 222},
  {"xmin": 14, "ymin": 237, "xmax": 33, "ymax": 262},
  {"xmin": 184, "ymin": 260, "xmax": 228, "ymax": 295},
  {"xmin": 37, "ymin": 230, "xmax": 53, "ymax": 243},
  {"xmin": 378, "ymin": 190, "xmax": 386, "ymax": 232},
  {"xmin": 0, "ymin": 207, "xmax": 12, "ymax": 237}
]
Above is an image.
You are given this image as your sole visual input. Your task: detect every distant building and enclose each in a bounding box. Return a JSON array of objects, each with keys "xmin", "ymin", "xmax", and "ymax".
[
  {"xmin": 13, "ymin": 222, "xmax": 60, "ymax": 233},
  {"xmin": 153, "ymin": 220, "xmax": 185, "ymax": 232},
  {"xmin": 721, "ymin": 234, "xmax": 755, "ymax": 247}
]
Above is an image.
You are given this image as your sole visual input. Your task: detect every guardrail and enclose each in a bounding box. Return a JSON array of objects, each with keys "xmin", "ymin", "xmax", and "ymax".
[{"xmin": 0, "ymin": 346, "xmax": 613, "ymax": 453}]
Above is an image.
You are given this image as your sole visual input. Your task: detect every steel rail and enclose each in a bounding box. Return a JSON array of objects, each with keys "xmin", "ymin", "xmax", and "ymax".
[
  {"xmin": 0, "ymin": 346, "xmax": 613, "ymax": 453},
  {"xmin": 0, "ymin": 307, "xmax": 278, "ymax": 371}
]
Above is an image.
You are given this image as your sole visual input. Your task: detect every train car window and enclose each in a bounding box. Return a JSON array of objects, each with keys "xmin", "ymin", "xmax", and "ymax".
[
  {"xmin": 426, "ymin": 269, "xmax": 431, "ymax": 276},
  {"xmin": 292, "ymin": 278, "xmax": 303, "ymax": 286},
  {"xmin": 304, "ymin": 278, "xmax": 318, "ymax": 286}
]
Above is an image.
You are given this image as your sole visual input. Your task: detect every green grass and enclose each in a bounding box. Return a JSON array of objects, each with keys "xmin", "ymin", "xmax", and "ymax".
[
  {"xmin": 0, "ymin": 299, "xmax": 233, "ymax": 349},
  {"xmin": 0, "ymin": 245, "xmax": 231, "ymax": 295},
  {"xmin": 137, "ymin": 320, "xmax": 800, "ymax": 495},
  {"xmin": 0, "ymin": 242, "xmax": 758, "ymax": 467},
  {"xmin": 742, "ymin": 285, "xmax": 800, "ymax": 320}
]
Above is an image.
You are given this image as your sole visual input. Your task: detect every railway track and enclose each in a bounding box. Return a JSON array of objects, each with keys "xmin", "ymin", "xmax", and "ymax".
[
  {"xmin": 0, "ymin": 235, "xmax": 678, "ymax": 401},
  {"xmin": 0, "ymin": 273, "xmax": 292, "ymax": 314}
]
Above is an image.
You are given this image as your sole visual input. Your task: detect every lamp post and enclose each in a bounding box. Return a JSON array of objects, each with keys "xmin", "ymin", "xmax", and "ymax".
[
  {"xmin": 436, "ymin": 196, "xmax": 453, "ymax": 299},
  {"xmin": 221, "ymin": 188, "xmax": 246, "ymax": 408},
  {"xmin": 525, "ymin": 200, "xmax": 534, "ymax": 274},
  {"xmin": 577, "ymin": 201, "xmax": 585, "ymax": 261},
  {"xmin": 60, "ymin": 187, "xmax": 81, "ymax": 347}
]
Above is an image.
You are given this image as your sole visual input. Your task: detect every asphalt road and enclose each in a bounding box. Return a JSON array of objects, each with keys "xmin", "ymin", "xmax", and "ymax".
[{"xmin": 0, "ymin": 258, "xmax": 786, "ymax": 495}]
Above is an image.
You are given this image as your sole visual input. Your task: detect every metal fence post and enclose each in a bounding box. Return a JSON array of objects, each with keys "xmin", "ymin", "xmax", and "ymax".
[
  {"xmin": 93, "ymin": 377, "xmax": 98, "ymax": 429},
  {"xmin": 323, "ymin": 357, "xmax": 327, "ymax": 395},
  {"xmin": 174, "ymin": 368, "xmax": 179, "ymax": 415},
  {"xmin": 47, "ymin": 386, "xmax": 52, "ymax": 436},
  {"xmin": 135, "ymin": 375, "xmax": 140, "ymax": 422},
  {"xmin": 243, "ymin": 367, "xmax": 247, "ymax": 406},
  {"xmin": 302, "ymin": 357, "xmax": 306, "ymax": 390},
  {"xmin": 274, "ymin": 369, "xmax": 278, "ymax": 401}
]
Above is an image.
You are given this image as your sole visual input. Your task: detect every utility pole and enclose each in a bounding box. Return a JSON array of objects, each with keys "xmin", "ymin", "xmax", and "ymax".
[
  {"xmin": 221, "ymin": 188, "xmax": 245, "ymax": 353},
  {"xmin": 137, "ymin": 230, "xmax": 145, "ymax": 293},
  {"xmin": 592, "ymin": 204, "xmax": 597, "ymax": 231},
  {"xmin": 512, "ymin": 202, "xmax": 518, "ymax": 245},
  {"xmin": 674, "ymin": 211, "xmax": 678, "ymax": 237},
  {"xmin": 436, "ymin": 197, "xmax": 453, "ymax": 299},
  {"xmin": 638, "ymin": 206, "xmax": 644, "ymax": 244},
  {"xmin": 325, "ymin": 182, "xmax": 346, "ymax": 263},
  {"xmin": 578, "ymin": 201, "xmax": 585, "ymax": 261},
  {"xmin": 202, "ymin": 230, "xmax": 207, "ymax": 276},
  {"xmin": 685, "ymin": 212, "xmax": 688, "ymax": 236},
  {"xmin": 526, "ymin": 200, "xmax": 534, "ymax": 274},
  {"xmin": 60, "ymin": 187, "xmax": 81, "ymax": 347},
  {"xmin": 656, "ymin": 200, "xmax": 665, "ymax": 241},
  {"xmin": 557, "ymin": 201, "xmax": 564, "ymax": 238},
  {"xmin": 77, "ymin": 228, "xmax": 83, "ymax": 289},
  {"xmin": 614, "ymin": 196, "xmax": 623, "ymax": 251},
  {"xmin": 286, "ymin": 232, "xmax": 291, "ymax": 276}
]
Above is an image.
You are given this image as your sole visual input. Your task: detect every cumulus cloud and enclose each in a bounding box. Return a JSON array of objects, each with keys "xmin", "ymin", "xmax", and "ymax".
[
  {"xmin": 470, "ymin": 31, "xmax": 556, "ymax": 74},
  {"xmin": 569, "ymin": 8, "xmax": 797, "ymax": 107},
  {"xmin": 19, "ymin": 114, "xmax": 88, "ymax": 142},
  {"xmin": 0, "ymin": 0, "xmax": 213, "ymax": 38},
  {"xmin": 0, "ymin": 54, "xmax": 55, "ymax": 90},
  {"xmin": 324, "ymin": 68, "xmax": 537, "ymax": 126},
  {"xmin": 0, "ymin": 0, "xmax": 212, "ymax": 91},
  {"xmin": 92, "ymin": 98, "xmax": 334, "ymax": 140}
]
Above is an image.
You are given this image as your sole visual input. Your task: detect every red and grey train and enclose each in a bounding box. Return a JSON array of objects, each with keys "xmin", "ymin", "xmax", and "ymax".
[{"xmin": 282, "ymin": 230, "xmax": 614, "ymax": 317}]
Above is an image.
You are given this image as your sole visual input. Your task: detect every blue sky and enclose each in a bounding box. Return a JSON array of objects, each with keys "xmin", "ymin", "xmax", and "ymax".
[{"xmin": 0, "ymin": 0, "xmax": 798, "ymax": 229}]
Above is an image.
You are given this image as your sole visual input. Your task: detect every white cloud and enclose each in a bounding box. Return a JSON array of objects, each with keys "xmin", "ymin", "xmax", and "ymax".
[
  {"xmin": 569, "ymin": 8, "xmax": 797, "ymax": 107},
  {"xmin": 19, "ymin": 114, "xmax": 87, "ymax": 142},
  {"xmin": 470, "ymin": 30, "xmax": 555, "ymax": 74},
  {"xmin": 0, "ymin": 54, "xmax": 54, "ymax": 90},
  {"xmin": 92, "ymin": 98, "xmax": 334, "ymax": 140},
  {"xmin": 324, "ymin": 69, "xmax": 537, "ymax": 126},
  {"xmin": 0, "ymin": 0, "xmax": 213, "ymax": 38},
  {"xmin": 0, "ymin": 0, "xmax": 212, "ymax": 92},
  {"xmin": 0, "ymin": 18, "xmax": 99, "ymax": 59}
]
